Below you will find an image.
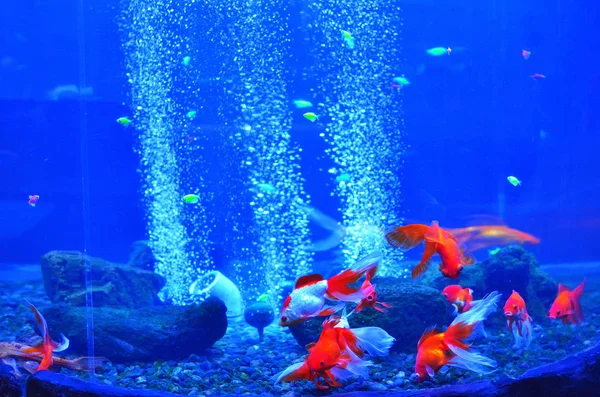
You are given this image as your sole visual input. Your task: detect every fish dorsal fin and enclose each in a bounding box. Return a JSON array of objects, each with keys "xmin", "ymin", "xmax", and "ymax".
[
  {"xmin": 558, "ymin": 284, "xmax": 570, "ymax": 293},
  {"xmin": 305, "ymin": 342, "xmax": 316, "ymax": 352},
  {"xmin": 418, "ymin": 326, "xmax": 440, "ymax": 348},
  {"xmin": 460, "ymin": 251, "xmax": 476, "ymax": 266},
  {"xmin": 295, "ymin": 274, "xmax": 324, "ymax": 289}
]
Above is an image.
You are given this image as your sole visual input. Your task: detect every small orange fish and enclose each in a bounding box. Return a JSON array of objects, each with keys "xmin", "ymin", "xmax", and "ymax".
[
  {"xmin": 441, "ymin": 285, "xmax": 474, "ymax": 315},
  {"xmin": 548, "ymin": 280, "xmax": 585, "ymax": 325},
  {"xmin": 274, "ymin": 312, "xmax": 394, "ymax": 389},
  {"xmin": 279, "ymin": 252, "xmax": 382, "ymax": 326},
  {"xmin": 522, "ymin": 50, "xmax": 531, "ymax": 60},
  {"xmin": 386, "ymin": 221, "xmax": 475, "ymax": 279},
  {"xmin": 22, "ymin": 301, "xmax": 69, "ymax": 371},
  {"xmin": 353, "ymin": 267, "xmax": 391, "ymax": 313},
  {"xmin": 414, "ymin": 292, "xmax": 500, "ymax": 382},
  {"xmin": 503, "ymin": 290, "xmax": 533, "ymax": 348},
  {"xmin": 447, "ymin": 225, "xmax": 540, "ymax": 254}
]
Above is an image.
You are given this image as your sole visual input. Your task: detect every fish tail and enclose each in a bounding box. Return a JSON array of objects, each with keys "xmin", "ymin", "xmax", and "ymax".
[
  {"xmin": 37, "ymin": 353, "xmax": 53, "ymax": 371},
  {"xmin": 444, "ymin": 321, "xmax": 476, "ymax": 351},
  {"xmin": 348, "ymin": 327, "xmax": 396, "ymax": 357},
  {"xmin": 384, "ymin": 224, "xmax": 429, "ymax": 250},
  {"xmin": 327, "ymin": 252, "xmax": 381, "ymax": 301},
  {"xmin": 411, "ymin": 241, "xmax": 437, "ymax": 279},
  {"xmin": 451, "ymin": 291, "xmax": 501, "ymax": 328},
  {"xmin": 571, "ymin": 279, "xmax": 585, "ymax": 323},
  {"xmin": 273, "ymin": 361, "xmax": 311, "ymax": 384},
  {"xmin": 512, "ymin": 317, "xmax": 533, "ymax": 348}
]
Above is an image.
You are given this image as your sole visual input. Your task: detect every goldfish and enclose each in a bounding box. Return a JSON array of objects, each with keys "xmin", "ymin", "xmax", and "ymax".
[
  {"xmin": 341, "ymin": 30, "xmax": 355, "ymax": 49},
  {"xmin": 413, "ymin": 291, "xmax": 500, "ymax": 383},
  {"xmin": 186, "ymin": 110, "xmax": 197, "ymax": 120},
  {"xmin": 116, "ymin": 117, "xmax": 132, "ymax": 126},
  {"xmin": 22, "ymin": 301, "xmax": 69, "ymax": 371},
  {"xmin": 335, "ymin": 173, "xmax": 352, "ymax": 183},
  {"xmin": 274, "ymin": 310, "xmax": 394, "ymax": 389},
  {"xmin": 303, "ymin": 112, "xmax": 319, "ymax": 122},
  {"xmin": 28, "ymin": 195, "xmax": 40, "ymax": 207},
  {"xmin": 182, "ymin": 194, "xmax": 200, "ymax": 204},
  {"xmin": 392, "ymin": 76, "xmax": 410, "ymax": 86},
  {"xmin": 293, "ymin": 100, "xmax": 313, "ymax": 109},
  {"xmin": 530, "ymin": 73, "xmax": 546, "ymax": 80},
  {"xmin": 279, "ymin": 251, "xmax": 382, "ymax": 327},
  {"xmin": 441, "ymin": 285, "xmax": 474, "ymax": 315},
  {"xmin": 548, "ymin": 280, "xmax": 585, "ymax": 325},
  {"xmin": 507, "ymin": 176, "xmax": 522, "ymax": 186},
  {"xmin": 353, "ymin": 267, "xmax": 391, "ymax": 314},
  {"xmin": 522, "ymin": 50, "xmax": 531, "ymax": 60},
  {"xmin": 503, "ymin": 290, "xmax": 533, "ymax": 348},
  {"xmin": 426, "ymin": 47, "xmax": 451, "ymax": 56},
  {"xmin": 385, "ymin": 221, "xmax": 475, "ymax": 279},
  {"xmin": 182, "ymin": 56, "xmax": 191, "ymax": 66},
  {"xmin": 447, "ymin": 225, "xmax": 540, "ymax": 254}
]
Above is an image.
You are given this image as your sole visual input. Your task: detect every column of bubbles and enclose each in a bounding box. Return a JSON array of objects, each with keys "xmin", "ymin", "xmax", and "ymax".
[
  {"xmin": 123, "ymin": 0, "xmax": 213, "ymax": 304},
  {"xmin": 307, "ymin": 0, "xmax": 407, "ymax": 276},
  {"xmin": 215, "ymin": 0, "xmax": 314, "ymax": 302}
]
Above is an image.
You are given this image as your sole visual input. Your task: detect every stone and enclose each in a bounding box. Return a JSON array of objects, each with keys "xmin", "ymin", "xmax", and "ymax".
[
  {"xmin": 127, "ymin": 241, "xmax": 156, "ymax": 272},
  {"xmin": 40, "ymin": 251, "xmax": 165, "ymax": 308},
  {"xmin": 42, "ymin": 297, "xmax": 227, "ymax": 363},
  {"xmin": 289, "ymin": 278, "xmax": 446, "ymax": 353},
  {"xmin": 244, "ymin": 302, "xmax": 275, "ymax": 342},
  {"xmin": 0, "ymin": 362, "xmax": 21, "ymax": 397}
]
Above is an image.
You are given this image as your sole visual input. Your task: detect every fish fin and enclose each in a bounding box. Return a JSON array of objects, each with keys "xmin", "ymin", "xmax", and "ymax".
[
  {"xmin": 327, "ymin": 253, "xmax": 380, "ymax": 300},
  {"xmin": 425, "ymin": 365, "xmax": 435, "ymax": 378},
  {"xmin": 273, "ymin": 362, "xmax": 310, "ymax": 384},
  {"xmin": 451, "ymin": 304, "xmax": 459, "ymax": 316},
  {"xmin": 468, "ymin": 288, "xmax": 474, "ymax": 295},
  {"xmin": 53, "ymin": 334, "xmax": 69, "ymax": 353},
  {"xmin": 460, "ymin": 251, "xmax": 476, "ymax": 266},
  {"xmin": 558, "ymin": 284, "xmax": 570, "ymax": 293},
  {"xmin": 22, "ymin": 341, "xmax": 45, "ymax": 355},
  {"xmin": 451, "ymin": 291, "xmax": 501, "ymax": 327},
  {"xmin": 571, "ymin": 279, "xmax": 585, "ymax": 322},
  {"xmin": 411, "ymin": 241, "xmax": 437, "ymax": 279},
  {"xmin": 349, "ymin": 327, "xmax": 395, "ymax": 357},
  {"xmin": 294, "ymin": 274, "xmax": 324, "ymax": 289},
  {"xmin": 305, "ymin": 342, "xmax": 316, "ymax": 352},
  {"xmin": 37, "ymin": 354, "xmax": 53, "ymax": 371},
  {"xmin": 317, "ymin": 302, "xmax": 345, "ymax": 317},
  {"xmin": 384, "ymin": 224, "xmax": 429, "ymax": 250},
  {"xmin": 338, "ymin": 350, "xmax": 372, "ymax": 378},
  {"xmin": 447, "ymin": 344, "xmax": 497, "ymax": 374},
  {"xmin": 418, "ymin": 326, "xmax": 440, "ymax": 348}
]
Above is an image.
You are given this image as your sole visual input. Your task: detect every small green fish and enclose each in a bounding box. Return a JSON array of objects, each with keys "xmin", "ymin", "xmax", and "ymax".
[
  {"xmin": 303, "ymin": 112, "xmax": 319, "ymax": 122},
  {"xmin": 182, "ymin": 56, "xmax": 191, "ymax": 66},
  {"xmin": 507, "ymin": 176, "xmax": 522, "ymax": 187},
  {"xmin": 392, "ymin": 76, "xmax": 410, "ymax": 85},
  {"xmin": 341, "ymin": 30, "xmax": 355, "ymax": 49},
  {"xmin": 335, "ymin": 173, "xmax": 352, "ymax": 183},
  {"xmin": 293, "ymin": 100, "xmax": 313, "ymax": 109},
  {"xmin": 426, "ymin": 47, "xmax": 450, "ymax": 56},
  {"xmin": 489, "ymin": 248, "xmax": 500, "ymax": 256},
  {"xmin": 257, "ymin": 293, "xmax": 269, "ymax": 302},
  {"xmin": 186, "ymin": 110, "xmax": 197, "ymax": 120},
  {"xmin": 182, "ymin": 194, "xmax": 200, "ymax": 204},
  {"xmin": 257, "ymin": 183, "xmax": 276, "ymax": 193},
  {"xmin": 116, "ymin": 117, "xmax": 132, "ymax": 126}
]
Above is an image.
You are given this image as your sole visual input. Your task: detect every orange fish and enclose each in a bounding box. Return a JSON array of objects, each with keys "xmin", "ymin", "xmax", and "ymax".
[
  {"xmin": 279, "ymin": 252, "xmax": 382, "ymax": 326},
  {"xmin": 353, "ymin": 267, "xmax": 391, "ymax": 314},
  {"xmin": 413, "ymin": 291, "xmax": 500, "ymax": 382},
  {"xmin": 447, "ymin": 225, "xmax": 540, "ymax": 254},
  {"xmin": 548, "ymin": 280, "xmax": 585, "ymax": 325},
  {"xmin": 386, "ymin": 221, "xmax": 475, "ymax": 279},
  {"xmin": 522, "ymin": 50, "xmax": 531, "ymax": 60},
  {"xmin": 22, "ymin": 301, "xmax": 69, "ymax": 371},
  {"xmin": 441, "ymin": 285, "xmax": 474, "ymax": 315},
  {"xmin": 274, "ymin": 311, "xmax": 395, "ymax": 389},
  {"xmin": 503, "ymin": 291, "xmax": 533, "ymax": 348}
]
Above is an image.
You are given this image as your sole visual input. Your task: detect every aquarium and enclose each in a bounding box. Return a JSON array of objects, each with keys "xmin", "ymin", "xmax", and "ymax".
[{"xmin": 1, "ymin": 0, "xmax": 599, "ymax": 396}]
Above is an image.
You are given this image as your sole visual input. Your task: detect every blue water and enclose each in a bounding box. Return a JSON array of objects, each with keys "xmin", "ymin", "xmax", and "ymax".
[{"xmin": 1, "ymin": 0, "xmax": 600, "ymax": 395}]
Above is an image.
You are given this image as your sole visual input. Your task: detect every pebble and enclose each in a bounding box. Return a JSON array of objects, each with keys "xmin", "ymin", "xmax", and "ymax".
[{"xmin": 365, "ymin": 381, "xmax": 388, "ymax": 391}]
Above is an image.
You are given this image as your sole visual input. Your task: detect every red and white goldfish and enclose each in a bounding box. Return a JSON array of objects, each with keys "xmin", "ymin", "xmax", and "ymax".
[
  {"xmin": 503, "ymin": 291, "xmax": 533, "ymax": 348},
  {"xmin": 353, "ymin": 267, "xmax": 391, "ymax": 314},
  {"xmin": 413, "ymin": 291, "xmax": 500, "ymax": 383},
  {"xmin": 522, "ymin": 50, "xmax": 531, "ymax": 60},
  {"xmin": 441, "ymin": 285, "xmax": 474, "ymax": 315},
  {"xmin": 385, "ymin": 221, "xmax": 475, "ymax": 279},
  {"xmin": 548, "ymin": 280, "xmax": 585, "ymax": 325},
  {"xmin": 447, "ymin": 225, "xmax": 540, "ymax": 254},
  {"xmin": 274, "ymin": 311, "xmax": 395, "ymax": 389},
  {"xmin": 28, "ymin": 195, "xmax": 40, "ymax": 207},
  {"xmin": 22, "ymin": 301, "xmax": 69, "ymax": 371},
  {"xmin": 279, "ymin": 252, "xmax": 382, "ymax": 326}
]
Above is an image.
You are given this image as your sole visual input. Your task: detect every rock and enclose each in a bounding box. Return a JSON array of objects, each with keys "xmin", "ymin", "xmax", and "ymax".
[
  {"xmin": 27, "ymin": 370, "xmax": 182, "ymax": 397},
  {"xmin": 42, "ymin": 297, "xmax": 227, "ymax": 363},
  {"xmin": 127, "ymin": 241, "xmax": 156, "ymax": 272},
  {"xmin": 40, "ymin": 251, "xmax": 165, "ymax": 308},
  {"xmin": 289, "ymin": 278, "xmax": 446, "ymax": 353},
  {"xmin": 244, "ymin": 302, "xmax": 275, "ymax": 342},
  {"xmin": 420, "ymin": 265, "xmax": 486, "ymax": 295},
  {"xmin": 0, "ymin": 363, "xmax": 21, "ymax": 397}
]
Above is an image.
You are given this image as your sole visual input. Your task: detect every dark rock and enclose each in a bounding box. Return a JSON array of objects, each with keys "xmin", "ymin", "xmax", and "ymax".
[
  {"xmin": 289, "ymin": 278, "xmax": 446, "ymax": 353},
  {"xmin": 244, "ymin": 302, "xmax": 275, "ymax": 342},
  {"xmin": 127, "ymin": 241, "xmax": 156, "ymax": 272},
  {"xmin": 0, "ymin": 363, "xmax": 21, "ymax": 397},
  {"xmin": 40, "ymin": 251, "xmax": 165, "ymax": 308},
  {"xmin": 27, "ymin": 370, "xmax": 181, "ymax": 397},
  {"xmin": 42, "ymin": 297, "xmax": 227, "ymax": 363},
  {"xmin": 420, "ymin": 264, "xmax": 486, "ymax": 295}
]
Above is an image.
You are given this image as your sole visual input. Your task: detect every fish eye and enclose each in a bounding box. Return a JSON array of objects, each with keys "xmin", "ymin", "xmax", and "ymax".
[
  {"xmin": 442, "ymin": 293, "xmax": 447, "ymax": 297},
  {"xmin": 320, "ymin": 361, "xmax": 325, "ymax": 367},
  {"xmin": 513, "ymin": 305, "xmax": 517, "ymax": 310},
  {"xmin": 281, "ymin": 316, "xmax": 288, "ymax": 323},
  {"xmin": 556, "ymin": 311, "xmax": 561, "ymax": 316},
  {"xmin": 367, "ymin": 295, "xmax": 374, "ymax": 301}
]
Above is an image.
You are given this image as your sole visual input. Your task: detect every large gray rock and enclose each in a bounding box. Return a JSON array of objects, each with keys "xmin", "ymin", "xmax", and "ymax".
[
  {"xmin": 40, "ymin": 251, "xmax": 165, "ymax": 308},
  {"xmin": 42, "ymin": 297, "xmax": 227, "ymax": 363},
  {"xmin": 289, "ymin": 278, "xmax": 446, "ymax": 353}
]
